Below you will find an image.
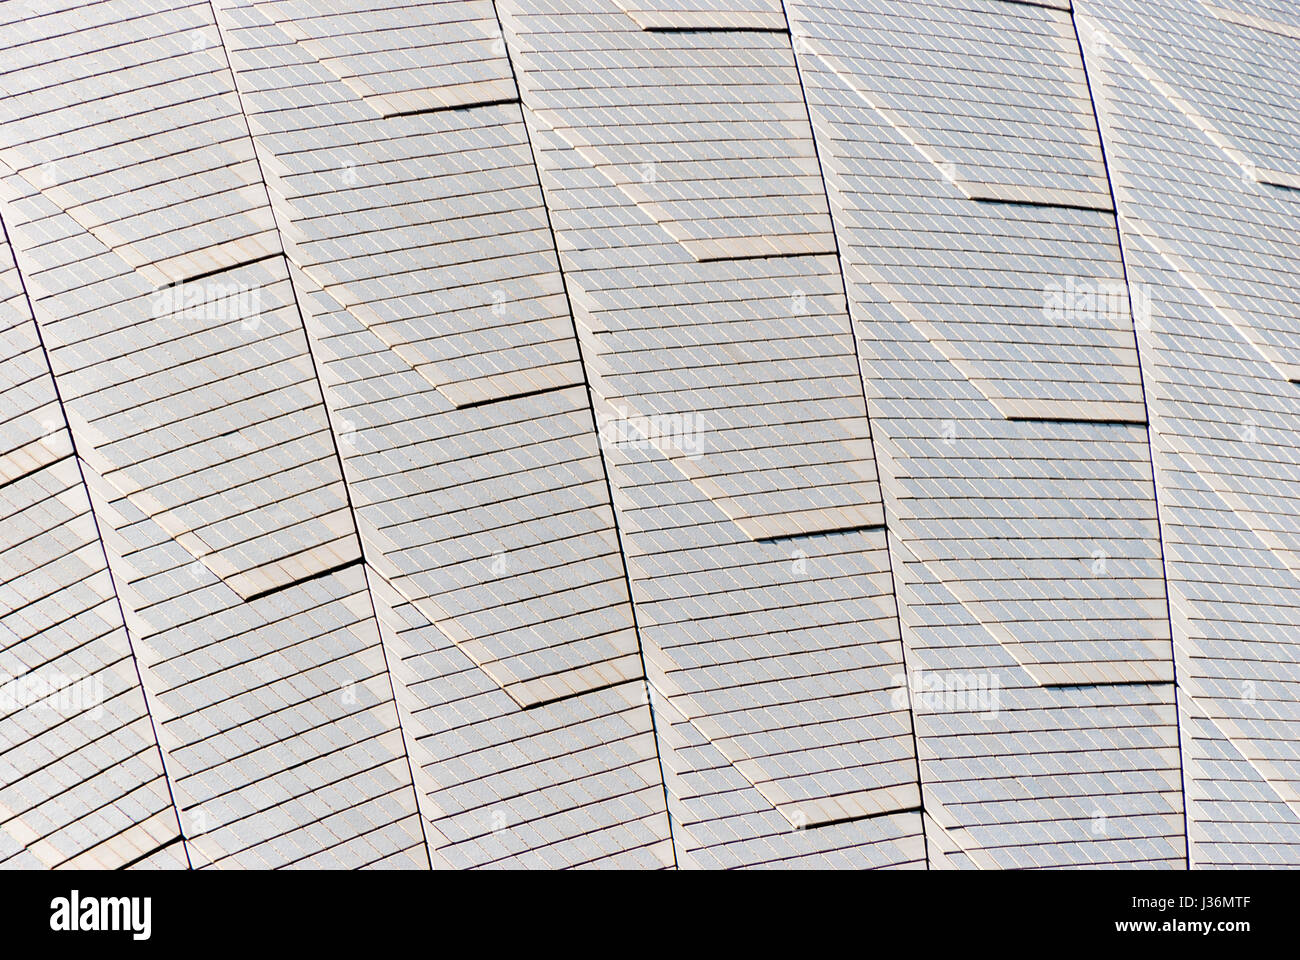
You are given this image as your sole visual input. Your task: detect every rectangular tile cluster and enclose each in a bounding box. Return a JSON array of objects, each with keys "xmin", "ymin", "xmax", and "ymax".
[
  {"xmin": 220, "ymin": 0, "xmax": 517, "ymax": 116},
  {"xmin": 507, "ymin": 4, "xmax": 835, "ymax": 261},
  {"xmin": 792, "ymin": 0, "xmax": 1145, "ymax": 425}
]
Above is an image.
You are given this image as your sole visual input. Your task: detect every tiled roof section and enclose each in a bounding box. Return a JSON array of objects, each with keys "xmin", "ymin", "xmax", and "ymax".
[
  {"xmin": 796, "ymin": 0, "xmax": 1111, "ymax": 210},
  {"xmin": 502, "ymin": 2, "xmax": 885, "ymax": 544},
  {"xmin": 577, "ymin": 258, "xmax": 885, "ymax": 540},
  {"xmin": 98, "ymin": 505, "xmax": 427, "ymax": 869},
  {"xmin": 902, "ymin": 588, "xmax": 1184, "ymax": 867},
  {"xmin": 657, "ymin": 692, "xmax": 926, "ymax": 867},
  {"xmin": 219, "ymin": 0, "xmax": 517, "ymax": 116},
  {"xmin": 501, "ymin": 0, "xmax": 921, "ymax": 862},
  {"xmin": 371, "ymin": 572, "xmax": 673, "ymax": 868},
  {"xmin": 214, "ymin": 5, "xmax": 644, "ymax": 711},
  {"xmin": 6, "ymin": 205, "xmax": 359, "ymax": 599},
  {"xmin": 1160, "ymin": 2, "xmax": 1300, "ymax": 187},
  {"xmin": 790, "ymin": 0, "xmax": 1182, "ymax": 866},
  {"xmin": 792, "ymin": 0, "xmax": 1145, "ymax": 426},
  {"xmin": 299, "ymin": 276, "xmax": 641, "ymax": 707},
  {"xmin": 0, "ymin": 225, "xmax": 63, "ymax": 488},
  {"xmin": 1201, "ymin": 4, "xmax": 1300, "ymax": 42},
  {"xmin": 0, "ymin": 2, "xmax": 279, "ymax": 287},
  {"xmin": 792, "ymin": 4, "xmax": 1170, "ymax": 685},
  {"xmin": 1079, "ymin": 1, "xmax": 1300, "ymax": 382},
  {"xmin": 0, "ymin": 225, "xmax": 184, "ymax": 869},
  {"xmin": 1, "ymin": 0, "xmax": 1299, "ymax": 872},
  {"xmin": 0, "ymin": 1, "xmax": 428, "ymax": 870},
  {"xmin": 610, "ymin": 443, "xmax": 912, "ymax": 829},
  {"xmin": 503, "ymin": 3, "xmax": 837, "ymax": 261},
  {"xmin": 1079, "ymin": 0, "xmax": 1300, "ymax": 867},
  {"xmin": 1178, "ymin": 711, "xmax": 1300, "ymax": 867},
  {"xmin": 0, "ymin": 6, "xmax": 361, "ymax": 601},
  {"xmin": 0, "ymin": 460, "xmax": 182, "ymax": 869},
  {"xmin": 214, "ymin": 4, "xmax": 583, "ymax": 409},
  {"xmin": 1210, "ymin": 0, "xmax": 1300, "ymax": 29}
]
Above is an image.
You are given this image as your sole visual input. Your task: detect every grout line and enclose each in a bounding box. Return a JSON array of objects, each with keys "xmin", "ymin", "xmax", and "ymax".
[
  {"xmin": 1007, "ymin": 415, "xmax": 1149, "ymax": 426},
  {"xmin": 642, "ymin": 26, "xmax": 790, "ymax": 34},
  {"xmin": 0, "ymin": 453, "xmax": 71, "ymax": 492},
  {"xmin": 519, "ymin": 677, "xmax": 639, "ymax": 712},
  {"xmin": 967, "ymin": 196, "xmax": 1112, "ymax": 213},
  {"xmin": 799, "ymin": 805, "xmax": 924, "ymax": 832},
  {"xmin": 116, "ymin": 834, "xmax": 186, "ymax": 871},
  {"xmin": 1039, "ymin": 680, "xmax": 1178, "ymax": 690},
  {"xmin": 359, "ymin": 562, "xmax": 436, "ymax": 869},
  {"xmin": 695, "ymin": 249, "xmax": 835, "ymax": 264},
  {"xmin": 755, "ymin": 522, "xmax": 886, "ymax": 544}
]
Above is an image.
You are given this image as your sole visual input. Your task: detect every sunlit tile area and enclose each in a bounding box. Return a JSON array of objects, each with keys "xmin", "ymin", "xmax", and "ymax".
[{"xmin": 0, "ymin": 0, "xmax": 1296, "ymax": 869}]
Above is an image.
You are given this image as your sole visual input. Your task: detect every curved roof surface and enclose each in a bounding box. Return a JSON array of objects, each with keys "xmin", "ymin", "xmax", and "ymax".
[{"xmin": 0, "ymin": 0, "xmax": 1297, "ymax": 869}]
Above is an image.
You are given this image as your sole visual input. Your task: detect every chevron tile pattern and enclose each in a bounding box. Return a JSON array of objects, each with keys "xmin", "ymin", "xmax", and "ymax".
[{"xmin": 0, "ymin": 0, "xmax": 1296, "ymax": 870}]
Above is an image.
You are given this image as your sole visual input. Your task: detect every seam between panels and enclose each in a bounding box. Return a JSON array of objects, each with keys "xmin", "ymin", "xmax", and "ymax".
[
  {"xmin": 356, "ymin": 563, "xmax": 436, "ymax": 870},
  {"xmin": 490, "ymin": 1, "xmax": 680, "ymax": 870},
  {"xmin": 0, "ymin": 209, "xmax": 194, "ymax": 870},
  {"xmin": 205, "ymin": 2, "xmax": 434, "ymax": 870},
  {"xmin": 1070, "ymin": 11, "xmax": 1191, "ymax": 871},
  {"xmin": 780, "ymin": 1, "xmax": 930, "ymax": 869}
]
